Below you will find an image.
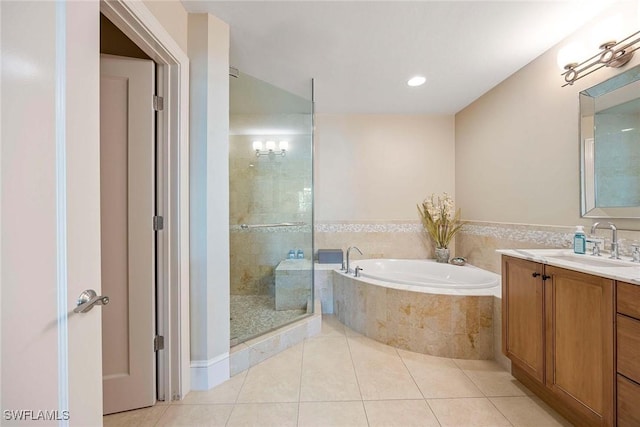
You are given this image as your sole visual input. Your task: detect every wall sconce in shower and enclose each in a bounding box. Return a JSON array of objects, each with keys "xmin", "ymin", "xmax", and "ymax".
[
  {"xmin": 560, "ymin": 29, "xmax": 640, "ymax": 86},
  {"xmin": 253, "ymin": 140, "xmax": 288, "ymax": 157}
]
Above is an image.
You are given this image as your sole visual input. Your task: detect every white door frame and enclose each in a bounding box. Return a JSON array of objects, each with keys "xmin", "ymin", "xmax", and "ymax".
[{"xmin": 100, "ymin": 0, "xmax": 191, "ymax": 400}]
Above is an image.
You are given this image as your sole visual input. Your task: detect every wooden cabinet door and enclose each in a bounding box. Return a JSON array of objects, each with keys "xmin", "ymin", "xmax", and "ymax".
[
  {"xmin": 544, "ymin": 265, "xmax": 614, "ymax": 427},
  {"xmin": 618, "ymin": 374, "xmax": 640, "ymax": 427},
  {"xmin": 502, "ymin": 256, "xmax": 545, "ymax": 383}
]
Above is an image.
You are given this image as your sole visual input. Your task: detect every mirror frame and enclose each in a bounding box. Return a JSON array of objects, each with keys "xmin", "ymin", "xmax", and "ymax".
[{"xmin": 580, "ymin": 64, "xmax": 640, "ymax": 218}]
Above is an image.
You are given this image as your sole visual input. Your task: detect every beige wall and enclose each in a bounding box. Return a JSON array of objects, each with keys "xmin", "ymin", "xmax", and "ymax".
[
  {"xmin": 455, "ymin": 2, "xmax": 640, "ymax": 228},
  {"xmin": 315, "ymin": 114, "xmax": 456, "ymax": 222},
  {"xmin": 454, "ymin": 2, "xmax": 640, "ymax": 272},
  {"xmin": 144, "ymin": 0, "xmax": 188, "ymax": 53},
  {"xmin": 313, "ymin": 114, "xmax": 456, "ymax": 261}
]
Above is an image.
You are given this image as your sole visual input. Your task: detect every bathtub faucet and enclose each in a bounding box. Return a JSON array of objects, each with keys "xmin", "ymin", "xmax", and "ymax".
[{"xmin": 346, "ymin": 246, "xmax": 363, "ymax": 274}]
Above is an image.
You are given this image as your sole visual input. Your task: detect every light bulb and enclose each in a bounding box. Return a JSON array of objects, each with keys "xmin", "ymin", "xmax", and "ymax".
[
  {"xmin": 407, "ymin": 76, "xmax": 426, "ymax": 87},
  {"xmin": 279, "ymin": 140, "xmax": 289, "ymax": 151},
  {"xmin": 265, "ymin": 140, "xmax": 276, "ymax": 150},
  {"xmin": 557, "ymin": 42, "xmax": 588, "ymax": 71},
  {"xmin": 252, "ymin": 140, "xmax": 263, "ymax": 151}
]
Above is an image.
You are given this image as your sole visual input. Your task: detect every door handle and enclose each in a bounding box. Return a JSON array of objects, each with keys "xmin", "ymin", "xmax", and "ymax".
[{"xmin": 74, "ymin": 289, "xmax": 109, "ymax": 313}]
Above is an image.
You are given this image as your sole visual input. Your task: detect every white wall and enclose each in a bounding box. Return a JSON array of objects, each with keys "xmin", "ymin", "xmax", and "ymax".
[
  {"xmin": 455, "ymin": 2, "xmax": 640, "ymax": 228},
  {"xmin": 188, "ymin": 13, "xmax": 231, "ymax": 390},
  {"xmin": 315, "ymin": 114, "xmax": 455, "ymax": 222}
]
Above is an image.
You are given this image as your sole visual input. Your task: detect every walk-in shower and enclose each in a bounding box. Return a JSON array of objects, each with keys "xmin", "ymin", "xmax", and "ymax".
[{"xmin": 229, "ymin": 71, "xmax": 314, "ymax": 344}]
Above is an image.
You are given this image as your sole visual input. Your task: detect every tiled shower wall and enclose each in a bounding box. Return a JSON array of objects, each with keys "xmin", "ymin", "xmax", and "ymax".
[
  {"xmin": 229, "ymin": 134, "xmax": 312, "ymax": 296},
  {"xmin": 230, "ymin": 227, "xmax": 312, "ymax": 295}
]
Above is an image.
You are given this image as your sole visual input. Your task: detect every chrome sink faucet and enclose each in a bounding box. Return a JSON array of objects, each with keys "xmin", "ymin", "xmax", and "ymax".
[
  {"xmin": 346, "ymin": 246, "xmax": 363, "ymax": 273},
  {"xmin": 590, "ymin": 222, "xmax": 620, "ymax": 259}
]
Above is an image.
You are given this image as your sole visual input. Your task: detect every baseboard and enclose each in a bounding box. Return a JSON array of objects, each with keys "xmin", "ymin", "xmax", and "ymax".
[{"xmin": 190, "ymin": 352, "xmax": 230, "ymax": 391}]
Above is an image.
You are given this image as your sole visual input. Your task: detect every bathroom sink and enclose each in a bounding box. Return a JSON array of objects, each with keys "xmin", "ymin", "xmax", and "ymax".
[{"xmin": 546, "ymin": 254, "xmax": 637, "ymax": 268}]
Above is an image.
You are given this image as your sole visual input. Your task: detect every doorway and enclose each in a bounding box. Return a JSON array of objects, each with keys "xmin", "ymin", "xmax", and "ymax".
[
  {"xmin": 99, "ymin": 0, "xmax": 190, "ymax": 407},
  {"xmin": 100, "ymin": 14, "xmax": 159, "ymax": 414}
]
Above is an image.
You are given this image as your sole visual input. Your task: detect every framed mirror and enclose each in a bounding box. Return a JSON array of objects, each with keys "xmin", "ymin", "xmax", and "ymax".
[{"xmin": 580, "ymin": 64, "xmax": 640, "ymax": 218}]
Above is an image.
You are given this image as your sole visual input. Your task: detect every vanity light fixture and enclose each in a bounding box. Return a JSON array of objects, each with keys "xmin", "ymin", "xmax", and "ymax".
[
  {"xmin": 252, "ymin": 140, "xmax": 288, "ymax": 157},
  {"xmin": 407, "ymin": 75, "xmax": 426, "ymax": 87},
  {"xmin": 561, "ymin": 29, "xmax": 640, "ymax": 86}
]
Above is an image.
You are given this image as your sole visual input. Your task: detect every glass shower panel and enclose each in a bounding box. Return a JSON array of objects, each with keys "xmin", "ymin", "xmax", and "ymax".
[{"xmin": 229, "ymin": 71, "xmax": 313, "ymax": 345}]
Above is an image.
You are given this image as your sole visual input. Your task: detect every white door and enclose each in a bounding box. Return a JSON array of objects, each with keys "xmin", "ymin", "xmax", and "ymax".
[{"xmin": 100, "ymin": 54, "xmax": 156, "ymax": 414}]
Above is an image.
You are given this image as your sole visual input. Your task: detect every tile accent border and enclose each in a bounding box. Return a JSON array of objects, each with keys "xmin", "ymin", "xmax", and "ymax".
[
  {"xmin": 315, "ymin": 221, "xmax": 422, "ymax": 233},
  {"xmin": 460, "ymin": 220, "xmax": 640, "ymax": 256},
  {"xmin": 460, "ymin": 222, "xmax": 574, "ymax": 248},
  {"xmin": 230, "ymin": 224, "xmax": 312, "ymax": 233}
]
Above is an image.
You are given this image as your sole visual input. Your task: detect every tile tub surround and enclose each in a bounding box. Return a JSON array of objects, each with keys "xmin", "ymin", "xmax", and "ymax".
[
  {"xmin": 315, "ymin": 221, "xmax": 451, "ymax": 260},
  {"xmin": 333, "ymin": 272, "xmax": 495, "ymax": 359}
]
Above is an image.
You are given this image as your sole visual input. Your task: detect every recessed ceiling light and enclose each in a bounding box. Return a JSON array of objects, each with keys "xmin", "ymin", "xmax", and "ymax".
[{"xmin": 407, "ymin": 76, "xmax": 426, "ymax": 87}]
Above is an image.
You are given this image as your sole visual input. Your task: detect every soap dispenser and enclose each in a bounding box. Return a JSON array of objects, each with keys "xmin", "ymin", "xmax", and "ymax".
[{"xmin": 574, "ymin": 226, "xmax": 586, "ymax": 254}]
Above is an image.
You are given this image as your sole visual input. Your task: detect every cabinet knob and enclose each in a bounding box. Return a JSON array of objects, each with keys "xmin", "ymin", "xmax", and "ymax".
[
  {"xmin": 532, "ymin": 272, "xmax": 541, "ymax": 278},
  {"xmin": 542, "ymin": 274, "xmax": 551, "ymax": 281}
]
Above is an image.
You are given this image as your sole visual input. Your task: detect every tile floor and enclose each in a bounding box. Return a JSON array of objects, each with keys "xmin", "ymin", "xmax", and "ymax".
[{"xmin": 104, "ymin": 315, "xmax": 572, "ymax": 427}]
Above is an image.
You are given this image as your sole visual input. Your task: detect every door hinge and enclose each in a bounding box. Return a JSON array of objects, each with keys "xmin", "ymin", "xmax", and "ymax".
[
  {"xmin": 153, "ymin": 95, "xmax": 164, "ymax": 111},
  {"xmin": 153, "ymin": 215, "xmax": 164, "ymax": 231},
  {"xmin": 154, "ymin": 335, "xmax": 165, "ymax": 352}
]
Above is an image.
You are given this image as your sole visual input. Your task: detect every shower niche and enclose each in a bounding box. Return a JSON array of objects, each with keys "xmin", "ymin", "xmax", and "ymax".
[{"xmin": 229, "ymin": 71, "xmax": 314, "ymax": 344}]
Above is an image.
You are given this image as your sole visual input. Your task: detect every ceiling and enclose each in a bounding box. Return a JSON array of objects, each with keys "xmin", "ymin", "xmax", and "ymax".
[{"xmin": 182, "ymin": 0, "xmax": 623, "ymax": 114}]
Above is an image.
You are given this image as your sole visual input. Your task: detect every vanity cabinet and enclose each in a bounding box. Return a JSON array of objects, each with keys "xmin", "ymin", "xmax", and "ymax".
[
  {"xmin": 502, "ymin": 255, "xmax": 615, "ymax": 427},
  {"xmin": 616, "ymin": 282, "xmax": 640, "ymax": 426},
  {"xmin": 501, "ymin": 256, "xmax": 544, "ymax": 382},
  {"xmin": 544, "ymin": 265, "xmax": 614, "ymax": 427}
]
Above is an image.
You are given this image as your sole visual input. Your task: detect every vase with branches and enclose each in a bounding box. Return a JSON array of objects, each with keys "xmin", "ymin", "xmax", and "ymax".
[{"xmin": 417, "ymin": 193, "xmax": 464, "ymax": 262}]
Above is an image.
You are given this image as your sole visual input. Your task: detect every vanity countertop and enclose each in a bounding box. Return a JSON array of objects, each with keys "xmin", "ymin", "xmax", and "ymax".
[{"xmin": 497, "ymin": 248, "xmax": 640, "ymax": 285}]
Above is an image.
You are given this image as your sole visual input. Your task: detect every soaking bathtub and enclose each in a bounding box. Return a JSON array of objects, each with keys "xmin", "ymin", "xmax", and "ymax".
[{"xmin": 332, "ymin": 259, "xmax": 501, "ymax": 359}]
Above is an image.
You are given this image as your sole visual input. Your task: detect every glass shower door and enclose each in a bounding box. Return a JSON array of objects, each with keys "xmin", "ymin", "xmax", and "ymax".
[{"xmin": 229, "ymin": 71, "xmax": 313, "ymax": 344}]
